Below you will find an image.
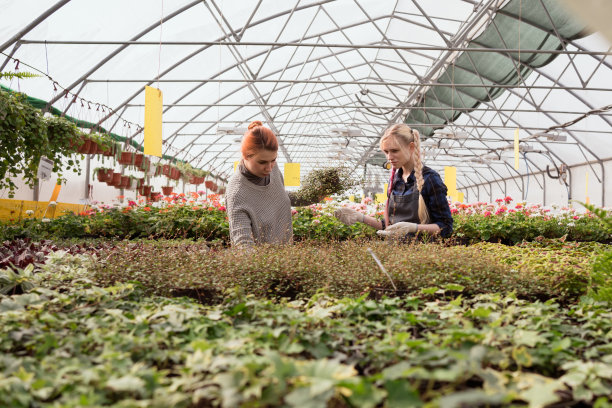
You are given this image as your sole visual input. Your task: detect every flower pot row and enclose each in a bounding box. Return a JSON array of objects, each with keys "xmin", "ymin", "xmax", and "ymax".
[
  {"xmin": 117, "ymin": 152, "xmax": 151, "ymax": 171},
  {"xmin": 189, "ymin": 176, "xmax": 206, "ymax": 185},
  {"xmin": 75, "ymin": 138, "xmax": 116, "ymax": 156},
  {"xmin": 96, "ymin": 168, "xmax": 144, "ymax": 189}
]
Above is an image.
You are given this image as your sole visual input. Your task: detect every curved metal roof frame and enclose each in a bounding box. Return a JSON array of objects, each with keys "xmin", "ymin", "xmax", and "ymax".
[{"xmin": 1, "ymin": 0, "xmax": 611, "ymax": 200}]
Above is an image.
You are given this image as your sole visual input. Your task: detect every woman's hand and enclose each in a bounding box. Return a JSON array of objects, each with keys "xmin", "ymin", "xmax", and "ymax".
[
  {"xmin": 376, "ymin": 221, "xmax": 418, "ymax": 237},
  {"xmin": 334, "ymin": 207, "xmax": 364, "ymax": 225}
]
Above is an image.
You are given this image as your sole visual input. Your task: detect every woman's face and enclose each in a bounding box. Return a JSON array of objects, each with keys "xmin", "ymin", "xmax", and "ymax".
[
  {"xmin": 381, "ymin": 136, "xmax": 414, "ymax": 170},
  {"xmin": 243, "ymin": 149, "xmax": 277, "ymax": 178}
]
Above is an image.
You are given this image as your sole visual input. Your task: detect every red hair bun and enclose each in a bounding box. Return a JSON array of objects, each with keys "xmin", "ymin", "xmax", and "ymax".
[
  {"xmin": 241, "ymin": 121, "xmax": 278, "ymax": 158},
  {"xmin": 248, "ymin": 120, "xmax": 263, "ymax": 130}
]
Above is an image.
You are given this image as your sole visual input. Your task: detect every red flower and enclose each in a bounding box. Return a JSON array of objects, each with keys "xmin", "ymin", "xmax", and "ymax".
[
  {"xmin": 218, "ymin": 206, "xmax": 226, "ymax": 211},
  {"xmin": 515, "ymin": 204, "xmax": 523, "ymax": 209},
  {"xmin": 143, "ymin": 207, "xmax": 151, "ymax": 211},
  {"xmin": 451, "ymin": 208, "xmax": 459, "ymax": 215},
  {"xmin": 504, "ymin": 196, "xmax": 513, "ymax": 204},
  {"xmin": 483, "ymin": 211, "xmax": 492, "ymax": 217}
]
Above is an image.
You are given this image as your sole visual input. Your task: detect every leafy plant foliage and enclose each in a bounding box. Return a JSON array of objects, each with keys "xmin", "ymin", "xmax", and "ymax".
[{"xmin": 0, "ymin": 253, "xmax": 610, "ymax": 407}]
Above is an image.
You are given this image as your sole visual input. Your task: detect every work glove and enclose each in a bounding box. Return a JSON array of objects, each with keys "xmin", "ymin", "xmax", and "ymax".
[
  {"xmin": 334, "ymin": 207, "xmax": 364, "ymax": 226},
  {"xmin": 376, "ymin": 221, "xmax": 418, "ymax": 237}
]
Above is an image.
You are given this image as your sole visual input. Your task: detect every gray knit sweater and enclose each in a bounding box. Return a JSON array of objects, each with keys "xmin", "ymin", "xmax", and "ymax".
[{"xmin": 226, "ymin": 164, "xmax": 293, "ymax": 248}]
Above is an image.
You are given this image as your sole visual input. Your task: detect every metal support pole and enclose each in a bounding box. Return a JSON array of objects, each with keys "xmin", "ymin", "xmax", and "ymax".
[{"xmin": 85, "ymin": 155, "xmax": 91, "ymax": 201}]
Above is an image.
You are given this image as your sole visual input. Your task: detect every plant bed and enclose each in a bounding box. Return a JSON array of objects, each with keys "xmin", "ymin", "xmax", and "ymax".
[
  {"xmin": 91, "ymin": 240, "xmax": 608, "ymax": 304},
  {"xmin": 1, "ymin": 255, "xmax": 610, "ymax": 408}
]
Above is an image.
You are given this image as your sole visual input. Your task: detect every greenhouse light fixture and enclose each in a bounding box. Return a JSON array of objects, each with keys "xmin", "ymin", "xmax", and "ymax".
[
  {"xmin": 433, "ymin": 129, "xmax": 469, "ymax": 140},
  {"xmin": 330, "ymin": 127, "xmax": 364, "ymax": 137},
  {"xmin": 217, "ymin": 126, "xmax": 248, "ymax": 135},
  {"xmin": 534, "ymin": 132, "xmax": 567, "ymax": 142}
]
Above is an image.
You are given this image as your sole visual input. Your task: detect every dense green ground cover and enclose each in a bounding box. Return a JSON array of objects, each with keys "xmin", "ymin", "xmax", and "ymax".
[
  {"xmin": 90, "ymin": 240, "xmax": 608, "ymax": 304},
  {"xmin": 0, "ymin": 253, "xmax": 610, "ymax": 407}
]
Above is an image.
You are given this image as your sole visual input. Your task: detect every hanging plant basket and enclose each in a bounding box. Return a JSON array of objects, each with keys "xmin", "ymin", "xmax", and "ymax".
[
  {"xmin": 205, "ymin": 180, "xmax": 217, "ymax": 191},
  {"xmin": 88, "ymin": 141, "xmax": 100, "ymax": 155},
  {"xmin": 162, "ymin": 186, "xmax": 174, "ymax": 196},
  {"xmin": 170, "ymin": 167, "xmax": 181, "ymax": 180},
  {"xmin": 77, "ymin": 139, "xmax": 92, "ymax": 154},
  {"xmin": 134, "ymin": 153, "xmax": 144, "ymax": 167},
  {"xmin": 96, "ymin": 168, "xmax": 110, "ymax": 182},
  {"xmin": 162, "ymin": 164, "xmax": 171, "ymax": 176},
  {"xmin": 108, "ymin": 172, "xmax": 122, "ymax": 186},
  {"xmin": 141, "ymin": 185, "xmax": 152, "ymax": 197},
  {"xmin": 118, "ymin": 152, "xmax": 134, "ymax": 165},
  {"xmin": 119, "ymin": 175, "xmax": 130, "ymax": 188}
]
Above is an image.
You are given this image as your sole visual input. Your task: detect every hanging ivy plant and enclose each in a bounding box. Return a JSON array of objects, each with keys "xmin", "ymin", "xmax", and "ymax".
[{"xmin": 0, "ymin": 89, "xmax": 83, "ymax": 198}]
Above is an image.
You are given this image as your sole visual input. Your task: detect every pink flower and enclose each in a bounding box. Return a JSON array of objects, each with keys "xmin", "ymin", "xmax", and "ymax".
[
  {"xmin": 508, "ymin": 209, "xmax": 516, "ymax": 213},
  {"xmin": 291, "ymin": 209, "xmax": 298, "ymax": 216},
  {"xmin": 218, "ymin": 206, "xmax": 226, "ymax": 211},
  {"xmin": 504, "ymin": 196, "xmax": 513, "ymax": 204},
  {"xmin": 495, "ymin": 198, "xmax": 503, "ymax": 203},
  {"xmin": 451, "ymin": 208, "xmax": 459, "ymax": 215},
  {"xmin": 312, "ymin": 219, "xmax": 320, "ymax": 225},
  {"xmin": 573, "ymin": 215, "xmax": 580, "ymax": 220},
  {"xmin": 495, "ymin": 207, "xmax": 506, "ymax": 215},
  {"xmin": 515, "ymin": 204, "xmax": 523, "ymax": 209},
  {"xmin": 484, "ymin": 211, "xmax": 492, "ymax": 217}
]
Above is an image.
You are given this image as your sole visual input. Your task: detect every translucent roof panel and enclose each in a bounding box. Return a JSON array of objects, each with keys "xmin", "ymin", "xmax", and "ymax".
[{"xmin": 1, "ymin": 0, "xmax": 611, "ymax": 188}]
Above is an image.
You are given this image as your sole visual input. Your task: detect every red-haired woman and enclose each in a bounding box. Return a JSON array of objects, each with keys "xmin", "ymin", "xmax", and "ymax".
[
  {"xmin": 226, "ymin": 121, "xmax": 311, "ymax": 248},
  {"xmin": 335, "ymin": 123, "xmax": 453, "ymax": 238}
]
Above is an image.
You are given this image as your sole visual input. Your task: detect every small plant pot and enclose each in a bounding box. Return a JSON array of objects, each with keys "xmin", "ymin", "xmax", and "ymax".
[
  {"xmin": 118, "ymin": 152, "xmax": 134, "ymax": 165},
  {"xmin": 96, "ymin": 168, "xmax": 109, "ymax": 182},
  {"xmin": 100, "ymin": 144, "xmax": 113, "ymax": 156},
  {"xmin": 162, "ymin": 186, "xmax": 173, "ymax": 196},
  {"xmin": 162, "ymin": 164, "xmax": 171, "ymax": 176},
  {"xmin": 134, "ymin": 153, "xmax": 144, "ymax": 167},
  {"xmin": 88, "ymin": 142, "xmax": 100, "ymax": 155},
  {"xmin": 77, "ymin": 139, "xmax": 92, "ymax": 154},
  {"xmin": 141, "ymin": 185, "xmax": 152, "ymax": 197},
  {"xmin": 171, "ymin": 168, "xmax": 181, "ymax": 180},
  {"xmin": 119, "ymin": 175, "xmax": 130, "ymax": 188},
  {"xmin": 108, "ymin": 172, "xmax": 122, "ymax": 186}
]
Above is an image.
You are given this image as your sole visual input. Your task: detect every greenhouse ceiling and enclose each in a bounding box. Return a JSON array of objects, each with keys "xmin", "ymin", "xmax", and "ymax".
[{"xmin": 1, "ymin": 0, "xmax": 611, "ymax": 191}]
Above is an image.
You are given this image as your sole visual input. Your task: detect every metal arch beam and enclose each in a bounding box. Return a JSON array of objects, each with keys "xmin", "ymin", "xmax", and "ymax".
[
  {"xmin": 461, "ymin": 0, "xmax": 610, "ymax": 185},
  {"xmin": 41, "ymin": 0, "xmax": 203, "ymax": 112},
  {"xmin": 354, "ymin": 2, "xmax": 609, "ymax": 180},
  {"xmin": 461, "ymin": 0, "xmax": 612, "ymax": 72},
  {"xmin": 125, "ymin": 6, "xmax": 507, "ymax": 153},
  {"xmin": 355, "ymin": 0, "xmax": 503, "ymax": 167},
  {"xmin": 164, "ymin": 56, "xmax": 399, "ymax": 163},
  {"xmin": 59, "ymin": 0, "xmax": 338, "ymax": 130},
  {"xmin": 0, "ymin": 0, "xmax": 71, "ymax": 54},
  {"xmin": 200, "ymin": 0, "xmax": 293, "ymax": 162},
  {"xmin": 141, "ymin": 18, "xmax": 396, "ymax": 151}
]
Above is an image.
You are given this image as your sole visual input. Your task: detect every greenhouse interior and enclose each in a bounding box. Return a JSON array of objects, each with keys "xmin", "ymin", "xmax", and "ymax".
[{"xmin": 0, "ymin": 0, "xmax": 611, "ymax": 406}]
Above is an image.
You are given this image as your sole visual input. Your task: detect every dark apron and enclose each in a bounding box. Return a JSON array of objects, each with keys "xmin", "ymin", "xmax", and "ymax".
[{"xmin": 388, "ymin": 189, "xmax": 420, "ymax": 225}]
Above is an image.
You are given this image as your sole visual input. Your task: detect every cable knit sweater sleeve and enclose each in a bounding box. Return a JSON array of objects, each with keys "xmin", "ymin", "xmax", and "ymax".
[{"xmin": 228, "ymin": 206, "xmax": 255, "ymax": 248}]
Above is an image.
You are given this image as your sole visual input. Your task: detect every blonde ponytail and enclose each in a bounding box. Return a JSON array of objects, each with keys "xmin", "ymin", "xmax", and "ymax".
[
  {"xmin": 411, "ymin": 129, "xmax": 430, "ymax": 224},
  {"xmin": 381, "ymin": 124, "xmax": 430, "ymax": 224}
]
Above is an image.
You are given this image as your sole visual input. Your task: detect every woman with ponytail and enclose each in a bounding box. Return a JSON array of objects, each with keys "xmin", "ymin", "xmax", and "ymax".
[
  {"xmin": 334, "ymin": 123, "xmax": 453, "ymax": 238},
  {"xmin": 226, "ymin": 121, "xmax": 322, "ymax": 248}
]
